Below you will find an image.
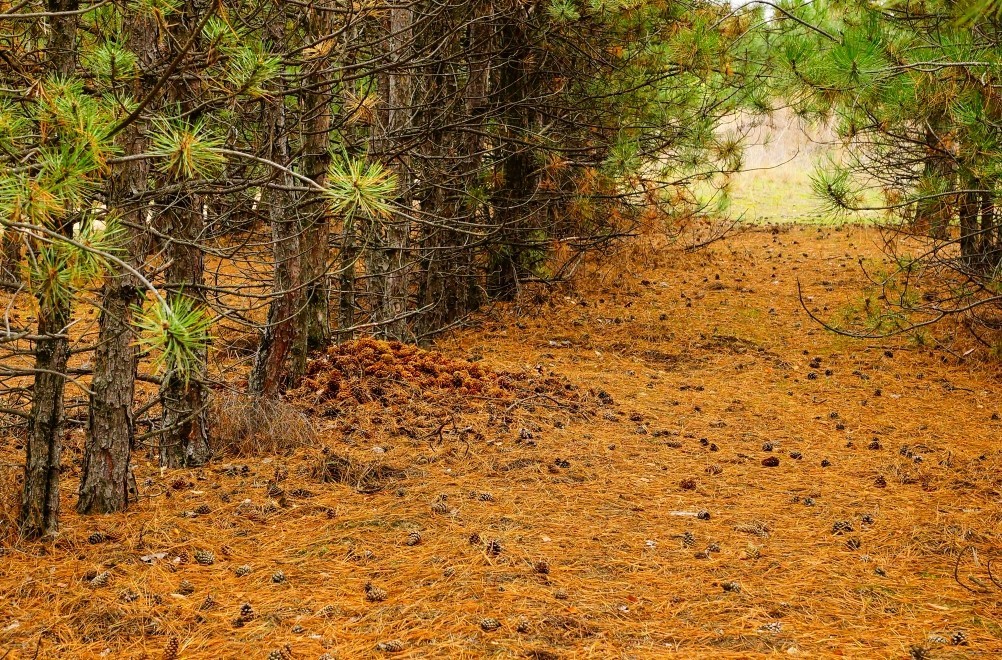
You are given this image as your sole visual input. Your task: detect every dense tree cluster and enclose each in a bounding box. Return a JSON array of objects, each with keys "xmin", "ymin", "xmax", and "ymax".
[{"xmin": 0, "ymin": 0, "xmax": 755, "ymax": 536}]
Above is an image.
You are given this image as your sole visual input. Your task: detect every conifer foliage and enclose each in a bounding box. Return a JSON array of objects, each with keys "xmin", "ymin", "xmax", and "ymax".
[
  {"xmin": 770, "ymin": 1, "xmax": 1002, "ymax": 332},
  {"xmin": 1, "ymin": 0, "xmax": 753, "ymax": 534}
]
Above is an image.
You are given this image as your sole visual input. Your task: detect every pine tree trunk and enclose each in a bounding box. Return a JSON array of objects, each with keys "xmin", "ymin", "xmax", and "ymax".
[
  {"xmin": 960, "ymin": 188, "xmax": 979, "ymax": 266},
  {"xmin": 159, "ymin": 193, "xmax": 211, "ymax": 467},
  {"xmin": 337, "ymin": 220, "xmax": 358, "ymax": 341},
  {"xmin": 250, "ymin": 9, "xmax": 305, "ymax": 396},
  {"xmin": 77, "ymin": 9, "xmax": 158, "ymax": 514},
  {"xmin": 489, "ymin": 14, "xmax": 539, "ymax": 300},
  {"xmin": 298, "ymin": 4, "xmax": 334, "ymax": 353},
  {"xmin": 158, "ymin": 1, "xmax": 211, "ymax": 467},
  {"xmin": 20, "ymin": 305, "xmax": 71, "ymax": 538},
  {"xmin": 19, "ymin": 0, "xmax": 80, "ymax": 539},
  {"xmin": 368, "ymin": 0, "xmax": 413, "ymax": 341},
  {"xmin": 979, "ymin": 190, "xmax": 995, "ymax": 268},
  {"xmin": 412, "ymin": 2, "xmax": 486, "ymax": 340},
  {"xmin": 0, "ymin": 234, "xmax": 21, "ymax": 290},
  {"xmin": 78, "ymin": 277, "xmax": 139, "ymax": 512}
]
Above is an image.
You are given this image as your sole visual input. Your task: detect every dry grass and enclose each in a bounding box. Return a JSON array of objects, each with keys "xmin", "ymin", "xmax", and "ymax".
[
  {"xmin": 210, "ymin": 394, "xmax": 317, "ymax": 457},
  {"xmin": 1, "ymin": 224, "xmax": 1002, "ymax": 658}
]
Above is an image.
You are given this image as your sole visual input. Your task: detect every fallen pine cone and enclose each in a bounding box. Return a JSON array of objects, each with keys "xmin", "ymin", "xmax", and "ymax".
[
  {"xmin": 480, "ymin": 617, "xmax": 502, "ymax": 632},
  {"xmin": 365, "ymin": 582, "xmax": 388, "ymax": 602},
  {"xmin": 163, "ymin": 636, "xmax": 179, "ymax": 660},
  {"xmin": 376, "ymin": 640, "xmax": 404, "ymax": 653},
  {"xmin": 194, "ymin": 549, "xmax": 215, "ymax": 566},
  {"xmin": 761, "ymin": 457, "xmax": 780, "ymax": 467},
  {"xmin": 90, "ymin": 571, "xmax": 111, "ymax": 588}
]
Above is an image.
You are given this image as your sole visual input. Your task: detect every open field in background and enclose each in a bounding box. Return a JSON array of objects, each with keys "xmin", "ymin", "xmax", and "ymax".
[
  {"xmin": 707, "ymin": 113, "xmax": 884, "ymax": 224},
  {"xmin": 2, "ymin": 224, "xmax": 1002, "ymax": 658}
]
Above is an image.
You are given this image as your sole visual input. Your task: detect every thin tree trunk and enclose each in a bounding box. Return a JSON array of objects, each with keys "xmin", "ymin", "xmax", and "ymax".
[
  {"xmin": 337, "ymin": 218, "xmax": 358, "ymax": 341},
  {"xmin": 250, "ymin": 8, "xmax": 304, "ymax": 396},
  {"xmin": 19, "ymin": 0, "xmax": 79, "ymax": 538},
  {"xmin": 368, "ymin": 0, "xmax": 413, "ymax": 341},
  {"xmin": 159, "ymin": 0, "xmax": 211, "ymax": 467},
  {"xmin": 488, "ymin": 13, "xmax": 539, "ymax": 300},
  {"xmin": 0, "ymin": 233, "xmax": 21, "ymax": 290},
  {"xmin": 159, "ymin": 193, "xmax": 211, "ymax": 467},
  {"xmin": 298, "ymin": 4, "xmax": 335, "ymax": 354},
  {"xmin": 979, "ymin": 189, "xmax": 995, "ymax": 268},
  {"xmin": 21, "ymin": 303, "xmax": 71, "ymax": 538},
  {"xmin": 960, "ymin": 187, "xmax": 979, "ymax": 266}
]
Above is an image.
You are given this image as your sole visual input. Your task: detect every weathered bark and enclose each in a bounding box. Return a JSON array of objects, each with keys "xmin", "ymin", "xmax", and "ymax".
[
  {"xmin": 298, "ymin": 4, "xmax": 335, "ymax": 354},
  {"xmin": 45, "ymin": 0, "xmax": 78, "ymax": 77},
  {"xmin": 78, "ymin": 276, "xmax": 140, "ymax": 513},
  {"xmin": 19, "ymin": 0, "xmax": 80, "ymax": 539},
  {"xmin": 159, "ymin": 193, "xmax": 211, "ymax": 467},
  {"xmin": 249, "ymin": 193, "xmax": 304, "ymax": 397},
  {"xmin": 20, "ymin": 303, "xmax": 71, "ymax": 538},
  {"xmin": 0, "ymin": 233, "xmax": 21, "ymax": 290},
  {"xmin": 159, "ymin": 0, "xmax": 211, "ymax": 467},
  {"xmin": 250, "ymin": 9, "xmax": 305, "ymax": 397},
  {"xmin": 77, "ymin": 9, "xmax": 158, "ymax": 512},
  {"xmin": 368, "ymin": 0, "xmax": 414, "ymax": 341}
]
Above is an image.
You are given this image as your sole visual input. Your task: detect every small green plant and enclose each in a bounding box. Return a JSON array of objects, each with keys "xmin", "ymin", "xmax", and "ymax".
[{"xmin": 134, "ymin": 295, "xmax": 214, "ymax": 382}]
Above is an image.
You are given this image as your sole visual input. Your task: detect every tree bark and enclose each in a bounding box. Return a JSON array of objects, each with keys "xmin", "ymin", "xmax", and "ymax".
[
  {"xmin": 77, "ymin": 9, "xmax": 157, "ymax": 512},
  {"xmin": 488, "ymin": 12, "xmax": 540, "ymax": 300},
  {"xmin": 249, "ymin": 6, "xmax": 305, "ymax": 397},
  {"xmin": 337, "ymin": 218, "xmax": 359, "ymax": 341},
  {"xmin": 979, "ymin": 189, "xmax": 996, "ymax": 268},
  {"xmin": 959, "ymin": 187, "xmax": 979, "ymax": 266},
  {"xmin": 19, "ymin": 0, "xmax": 80, "ymax": 539},
  {"xmin": 20, "ymin": 304, "xmax": 71, "ymax": 538},
  {"xmin": 158, "ymin": 0, "xmax": 211, "ymax": 467},
  {"xmin": 368, "ymin": 0, "xmax": 413, "ymax": 341},
  {"xmin": 0, "ymin": 233, "xmax": 21, "ymax": 290},
  {"xmin": 78, "ymin": 273, "xmax": 140, "ymax": 513},
  {"xmin": 159, "ymin": 193, "xmax": 211, "ymax": 467},
  {"xmin": 298, "ymin": 3, "xmax": 335, "ymax": 354}
]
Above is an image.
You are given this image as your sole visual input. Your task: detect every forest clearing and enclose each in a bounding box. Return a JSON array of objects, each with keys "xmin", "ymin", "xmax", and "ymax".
[{"xmin": 2, "ymin": 224, "xmax": 1001, "ymax": 658}]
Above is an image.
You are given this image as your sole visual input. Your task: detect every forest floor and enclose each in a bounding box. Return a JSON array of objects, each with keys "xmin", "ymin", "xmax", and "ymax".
[{"xmin": 2, "ymin": 223, "xmax": 1002, "ymax": 659}]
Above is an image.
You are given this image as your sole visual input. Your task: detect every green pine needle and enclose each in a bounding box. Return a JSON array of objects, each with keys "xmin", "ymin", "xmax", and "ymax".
[
  {"xmin": 325, "ymin": 158, "xmax": 398, "ymax": 219},
  {"xmin": 134, "ymin": 296, "xmax": 213, "ymax": 382}
]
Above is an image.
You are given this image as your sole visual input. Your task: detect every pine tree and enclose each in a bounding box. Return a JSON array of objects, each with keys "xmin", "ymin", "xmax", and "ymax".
[{"xmin": 773, "ymin": 1, "xmax": 1002, "ymax": 271}]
